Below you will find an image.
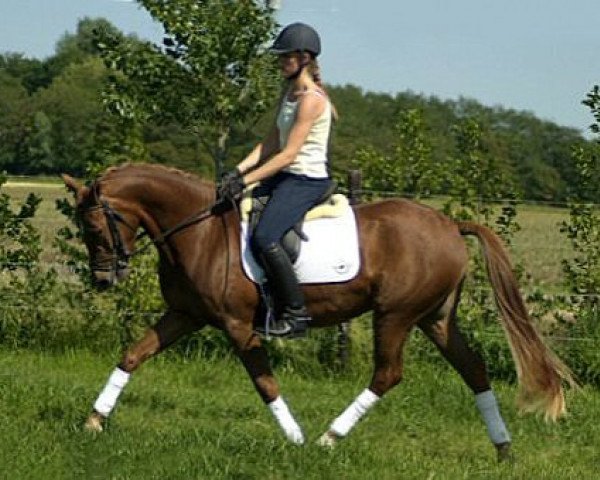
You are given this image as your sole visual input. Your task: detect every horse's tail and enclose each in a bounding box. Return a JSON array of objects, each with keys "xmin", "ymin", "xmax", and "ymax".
[{"xmin": 457, "ymin": 220, "xmax": 577, "ymax": 421}]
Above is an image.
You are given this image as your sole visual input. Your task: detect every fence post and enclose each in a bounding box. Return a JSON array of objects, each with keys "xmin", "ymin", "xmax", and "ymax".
[{"xmin": 338, "ymin": 170, "xmax": 362, "ymax": 370}]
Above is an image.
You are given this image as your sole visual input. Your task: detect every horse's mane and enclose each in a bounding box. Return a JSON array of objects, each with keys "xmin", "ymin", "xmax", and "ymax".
[
  {"xmin": 99, "ymin": 163, "xmax": 216, "ymax": 204},
  {"xmin": 101, "ymin": 163, "xmax": 212, "ymax": 186}
]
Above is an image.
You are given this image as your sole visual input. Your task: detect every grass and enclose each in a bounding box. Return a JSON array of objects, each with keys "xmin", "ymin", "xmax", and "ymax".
[
  {"xmin": 0, "ymin": 348, "xmax": 597, "ymax": 479},
  {"xmin": 6, "ymin": 175, "xmax": 64, "ymax": 185},
  {"xmin": 512, "ymin": 205, "xmax": 573, "ymax": 291}
]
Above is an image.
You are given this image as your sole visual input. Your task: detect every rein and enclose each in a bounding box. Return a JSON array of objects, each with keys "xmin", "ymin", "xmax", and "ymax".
[{"xmin": 130, "ymin": 203, "xmax": 219, "ymax": 257}]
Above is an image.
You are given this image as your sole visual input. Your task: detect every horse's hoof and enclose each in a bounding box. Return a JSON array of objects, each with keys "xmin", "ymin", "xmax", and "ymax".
[
  {"xmin": 495, "ymin": 442, "xmax": 515, "ymax": 463},
  {"xmin": 84, "ymin": 413, "xmax": 104, "ymax": 433},
  {"xmin": 317, "ymin": 431, "xmax": 339, "ymax": 448},
  {"xmin": 282, "ymin": 428, "xmax": 305, "ymax": 445}
]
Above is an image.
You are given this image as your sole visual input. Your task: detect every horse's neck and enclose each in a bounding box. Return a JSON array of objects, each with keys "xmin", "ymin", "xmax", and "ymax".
[{"xmin": 107, "ymin": 172, "xmax": 215, "ymax": 231}]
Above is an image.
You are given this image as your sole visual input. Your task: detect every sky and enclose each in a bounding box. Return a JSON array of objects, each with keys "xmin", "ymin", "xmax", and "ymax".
[{"xmin": 0, "ymin": 0, "xmax": 598, "ymax": 136}]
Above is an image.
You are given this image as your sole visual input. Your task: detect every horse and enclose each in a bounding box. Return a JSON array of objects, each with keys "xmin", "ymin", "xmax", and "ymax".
[{"xmin": 62, "ymin": 163, "xmax": 574, "ymax": 461}]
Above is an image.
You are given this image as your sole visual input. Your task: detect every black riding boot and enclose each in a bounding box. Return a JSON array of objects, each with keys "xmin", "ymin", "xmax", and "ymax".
[{"xmin": 257, "ymin": 242, "xmax": 311, "ymax": 338}]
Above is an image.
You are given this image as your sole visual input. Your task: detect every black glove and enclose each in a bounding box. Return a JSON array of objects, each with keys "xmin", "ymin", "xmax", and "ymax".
[{"xmin": 217, "ymin": 169, "xmax": 246, "ymax": 201}]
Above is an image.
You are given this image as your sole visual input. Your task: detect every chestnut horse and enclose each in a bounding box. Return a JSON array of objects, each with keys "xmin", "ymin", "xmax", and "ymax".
[{"xmin": 62, "ymin": 164, "xmax": 573, "ymax": 460}]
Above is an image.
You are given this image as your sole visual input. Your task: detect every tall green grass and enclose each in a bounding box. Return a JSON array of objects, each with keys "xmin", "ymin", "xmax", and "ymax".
[{"xmin": 0, "ymin": 348, "xmax": 596, "ymax": 479}]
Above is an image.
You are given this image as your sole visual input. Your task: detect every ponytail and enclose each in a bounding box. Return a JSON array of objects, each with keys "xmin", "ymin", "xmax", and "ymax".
[
  {"xmin": 308, "ymin": 58, "xmax": 339, "ymax": 121},
  {"xmin": 310, "ymin": 58, "xmax": 324, "ymax": 88}
]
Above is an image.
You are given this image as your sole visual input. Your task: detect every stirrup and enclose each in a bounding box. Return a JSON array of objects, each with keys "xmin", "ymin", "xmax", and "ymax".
[{"xmin": 256, "ymin": 308, "xmax": 311, "ymax": 339}]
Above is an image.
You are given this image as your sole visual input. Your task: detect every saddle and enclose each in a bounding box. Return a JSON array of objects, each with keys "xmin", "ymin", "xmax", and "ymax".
[{"xmin": 240, "ymin": 181, "xmax": 343, "ymax": 263}]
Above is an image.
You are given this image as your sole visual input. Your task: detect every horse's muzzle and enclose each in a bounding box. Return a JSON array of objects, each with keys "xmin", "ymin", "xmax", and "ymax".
[
  {"xmin": 92, "ymin": 267, "xmax": 130, "ymax": 290},
  {"xmin": 93, "ymin": 276, "xmax": 113, "ymax": 291}
]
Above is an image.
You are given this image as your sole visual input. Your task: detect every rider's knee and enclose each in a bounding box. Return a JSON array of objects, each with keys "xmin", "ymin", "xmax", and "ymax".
[{"xmin": 250, "ymin": 231, "xmax": 271, "ymax": 255}]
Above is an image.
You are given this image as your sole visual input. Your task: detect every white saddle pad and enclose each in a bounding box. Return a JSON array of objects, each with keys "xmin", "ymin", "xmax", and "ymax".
[{"xmin": 241, "ymin": 205, "xmax": 360, "ymax": 284}]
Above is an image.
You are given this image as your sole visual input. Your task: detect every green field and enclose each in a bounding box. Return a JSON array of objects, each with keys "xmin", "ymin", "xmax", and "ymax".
[{"xmin": 0, "ymin": 348, "xmax": 597, "ymax": 480}]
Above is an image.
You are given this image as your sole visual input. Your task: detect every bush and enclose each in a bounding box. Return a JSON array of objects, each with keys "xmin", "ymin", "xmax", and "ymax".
[
  {"xmin": 0, "ymin": 172, "xmax": 62, "ymax": 348},
  {"xmin": 555, "ymin": 85, "xmax": 600, "ymax": 385},
  {"xmin": 545, "ymin": 301, "xmax": 600, "ymax": 386}
]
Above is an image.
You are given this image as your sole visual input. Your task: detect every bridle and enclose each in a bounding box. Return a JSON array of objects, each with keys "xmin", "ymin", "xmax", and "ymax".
[
  {"xmin": 85, "ymin": 201, "xmax": 137, "ymax": 276},
  {"xmin": 83, "ymin": 192, "xmax": 223, "ymax": 282}
]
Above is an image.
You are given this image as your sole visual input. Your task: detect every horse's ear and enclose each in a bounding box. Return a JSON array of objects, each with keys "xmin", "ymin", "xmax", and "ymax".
[{"xmin": 61, "ymin": 174, "xmax": 82, "ymax": 196}]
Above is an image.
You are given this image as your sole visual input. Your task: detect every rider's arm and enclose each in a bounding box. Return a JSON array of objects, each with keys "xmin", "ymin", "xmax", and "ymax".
[
  {"xmin": 242, "ymin": 93, "xmax": 325, "ymax": 185},
  {"xmin": 236, "ymin": 125, "xmax": 280, "ymax": 175}
]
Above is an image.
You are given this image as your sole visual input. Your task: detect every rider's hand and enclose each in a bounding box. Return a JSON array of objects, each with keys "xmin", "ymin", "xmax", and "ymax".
[{"xmin": 217, "ymin": 169, "xmax": 246, "ymax": 201}]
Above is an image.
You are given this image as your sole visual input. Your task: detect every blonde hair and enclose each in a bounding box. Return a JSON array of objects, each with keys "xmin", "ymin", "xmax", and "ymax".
[
  {"xmin": 307, "ymin": 58, "xmax": 338, "ymax": 121},
  {"xmin": 279, "ymin": 56, "xmax": 339, "ymax": 121}
]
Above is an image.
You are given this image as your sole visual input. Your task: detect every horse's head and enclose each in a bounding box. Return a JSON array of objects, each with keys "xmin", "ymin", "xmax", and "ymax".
[{"xmin": 62, "ymin": 174, "xmax": 140, "ymax": 290}]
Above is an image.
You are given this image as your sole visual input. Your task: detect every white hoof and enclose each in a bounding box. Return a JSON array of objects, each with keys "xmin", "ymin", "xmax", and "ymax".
[
  {"xmin": 317, "ymin": 431, "xmax": 339, "ymax": 448},
  {"xmin": 84, "ymin": 413, "xmax": 104, "ymax": 433}
]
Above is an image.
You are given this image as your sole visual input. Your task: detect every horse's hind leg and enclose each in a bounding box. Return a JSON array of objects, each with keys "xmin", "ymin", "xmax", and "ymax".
[
  {"xmin": 319, "ymin": 313, "xmax": 412, "ymax": 447},
  {"xmin": 85, "ymin": 309, "xmax": 201, "ymax": 432},
  {"xmin": 418, "ymin": 288, "xmax": 513, "ymax": 461}
]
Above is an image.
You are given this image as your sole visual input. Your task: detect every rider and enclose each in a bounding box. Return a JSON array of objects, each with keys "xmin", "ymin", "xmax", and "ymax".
[{"xmin": 218, "ymin": 23, "xmax": 334, "ymax": 337}]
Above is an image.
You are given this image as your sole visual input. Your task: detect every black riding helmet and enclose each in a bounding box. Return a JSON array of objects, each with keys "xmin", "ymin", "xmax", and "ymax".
[{"xmin": 270, "ymin": 23, "xmax": 321, "ymax": 57}]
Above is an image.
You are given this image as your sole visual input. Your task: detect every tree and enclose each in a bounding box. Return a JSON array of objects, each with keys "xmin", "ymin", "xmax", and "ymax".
[
  {"xmin": 94, "ymin": 0, "xmax": 279, "ymax": 178},
  {"xmin": 43, "ymin": 18, "xmax": 120, "ymax": 85},
  {"xmin": 561, "ymin": 85, "xmax": 600, "ymax": 295},
  {"xmin": 394, "ymin": 109, "xmax": 439, "ymax": 196},
  {"xmin": 0, "ymin": 53, "xmax": 46, "ymax": 93},
  {"xmin": 444, "ymin": 118, "xmax": 518, "ymax": 222},
  {"xmin": 352, "ymin": 108, "xmax": 437, "ymax": 197},
  {"xmin": 34, "ymin": 58, "xmax": 143, "ymax": 175},
  {"xmin": 0, "ymin": 71, "xmax": 32, "ymax": 172},
  {"xmin": 22, "ymin": 111, "xmax": 54, "ymax": 173},
  {"xmin": 352, "ymin": 145, "xmax": 391, "ymax": 193}
]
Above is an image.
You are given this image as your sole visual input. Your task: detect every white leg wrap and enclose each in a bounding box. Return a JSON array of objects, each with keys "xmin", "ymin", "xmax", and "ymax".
[
  {"xmin": 268, "ymin": 396, "xmax": 305, "ymax": 445},
  {"xmin": 475, "ymin": 390, "xmax": 511, "ymax": 445},
  {"xmin": 330, "ymin": 388, "xmax": 380, "ymax": 437},
  {"xmin": 93, "ymin": 367, "xmax": 131, "ymax": 418}
]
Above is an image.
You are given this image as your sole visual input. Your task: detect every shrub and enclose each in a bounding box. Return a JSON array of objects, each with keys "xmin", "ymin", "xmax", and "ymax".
[
  {"xmin": 0, "ymin": 172, "xmax": 63, "ymax": 348},
  {"xmin": 556, "ymin": 85, "xmax": 600, "ymax": 385}
]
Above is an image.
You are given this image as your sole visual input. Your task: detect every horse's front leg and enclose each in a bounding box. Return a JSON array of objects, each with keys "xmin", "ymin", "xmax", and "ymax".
[
  {"xmin": 85, "ymin": 309, "xmax": 201, "ymax": 432},
  {"xmin": 225, "ymin": 318, "xmax": 305, "ymax": 445}
]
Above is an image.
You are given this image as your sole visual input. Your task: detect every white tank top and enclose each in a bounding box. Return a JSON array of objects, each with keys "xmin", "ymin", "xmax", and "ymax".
[{"xmin": 276, "ymin": 89, "xmax": 331, "ymax": 179}]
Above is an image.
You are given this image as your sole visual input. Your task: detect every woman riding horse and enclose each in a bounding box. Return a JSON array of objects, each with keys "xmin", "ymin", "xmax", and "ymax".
[
  {"xmin": 63, "ymin": 162, "xmax": 574, "ymax": 460},
  {"xmin": 219, "ymin": 23, "xmax": 335, "ymax": 338},
  {"xmin": 61, "ymin": 24, "xmax": 575, "ymax": 462}
]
